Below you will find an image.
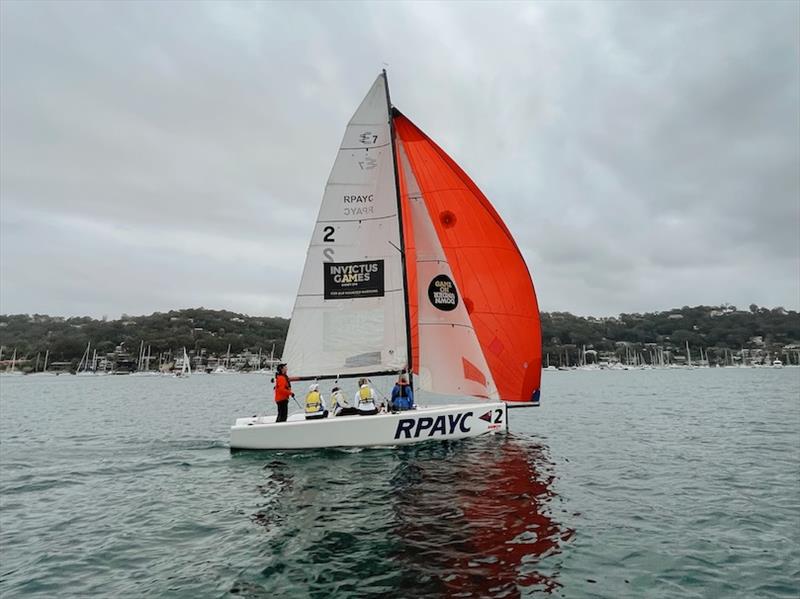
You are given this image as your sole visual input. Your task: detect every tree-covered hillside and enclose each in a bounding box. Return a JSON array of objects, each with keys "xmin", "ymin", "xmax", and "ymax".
[
  {"xmin": 0, "ymin": 304, "xmax": 798, "ymax": 370},
  {"xmin": 0, "ymin": 308, "xmax": 288, "ymax": 367},
  {"xmin": 541, "ymin": 304, "xmax": 799, "ymax": 365}
]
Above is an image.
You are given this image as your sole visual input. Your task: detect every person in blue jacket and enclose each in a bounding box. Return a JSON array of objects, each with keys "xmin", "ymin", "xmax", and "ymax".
[{"xmin": 390, "ymin": 373, "xmax": 414, "ymax": 411}]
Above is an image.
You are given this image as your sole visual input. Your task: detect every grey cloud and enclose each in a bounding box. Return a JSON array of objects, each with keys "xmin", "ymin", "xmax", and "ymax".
[{"xmin": 1, "ymin": 0, "xmax": 798, "ymax": 318}]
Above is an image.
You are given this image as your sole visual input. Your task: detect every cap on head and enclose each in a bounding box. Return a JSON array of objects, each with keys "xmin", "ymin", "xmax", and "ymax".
[
  {"xmin": 332, "ymin": 386, "xmax": 340, "ymax": 392},
  {"xmin": 309, "ymin": 383, "xmax": 319, "ymax": 392}
]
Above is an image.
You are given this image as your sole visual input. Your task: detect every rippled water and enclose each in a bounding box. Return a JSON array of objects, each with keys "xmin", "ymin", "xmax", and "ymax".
[{"xmin": 1, "ymin": 368, "xmax": 798, "ymax": 598}]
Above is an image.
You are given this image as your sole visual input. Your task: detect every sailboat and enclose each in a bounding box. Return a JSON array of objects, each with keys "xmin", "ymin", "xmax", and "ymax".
[
  {"xmin": 212, "ymin": 344, "xmax": 235, "ymax": 374},
  {"xmin": 230, "ymin": 72, "xmax": 541, "ymax": 450},
  {"xmin": 76, "ymin": 342, "xmax": 95, "ymax": 376},
  {"xmin": 2, "ymin": 347, "xmax": 23, "ymax": 376},
  {"xmin": 176, "ymin": 347, "xmax": 192, "ymax": 378}
]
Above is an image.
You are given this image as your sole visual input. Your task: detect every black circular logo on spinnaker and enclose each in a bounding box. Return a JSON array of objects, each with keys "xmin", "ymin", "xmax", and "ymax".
[{"xmin": 428, "ymin": 274, "xmax": 458, "ymax": 311}]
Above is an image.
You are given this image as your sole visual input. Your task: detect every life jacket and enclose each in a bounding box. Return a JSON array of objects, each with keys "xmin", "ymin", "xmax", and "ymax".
[
  {"xmin": 274, "ymin": 373, "xmax": 292, "ymax": 402},
  {"xmin": 305, "ymin": 390, "xmax": 322, "ymax": 414},
  {"xmin": 358, "ymin": 386, "xmax": 373, "ymax": 405}
]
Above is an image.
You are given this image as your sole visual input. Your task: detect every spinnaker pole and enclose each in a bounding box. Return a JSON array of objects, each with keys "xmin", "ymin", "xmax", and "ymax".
[{"xmin": 383, "ymin": 69, "xmax": 415, "ymax": 392}]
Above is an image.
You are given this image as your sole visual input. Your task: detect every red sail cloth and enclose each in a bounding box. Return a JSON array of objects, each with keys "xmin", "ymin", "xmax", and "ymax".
[{"xmin": 393, "ymin": 111, "xmax": 542, "ymax": 402}]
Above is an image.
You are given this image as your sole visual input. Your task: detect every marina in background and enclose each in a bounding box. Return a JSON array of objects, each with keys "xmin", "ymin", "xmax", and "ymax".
[{"xmin": 1, "ymin": 304, "xmax": 798, "ymax": 375}]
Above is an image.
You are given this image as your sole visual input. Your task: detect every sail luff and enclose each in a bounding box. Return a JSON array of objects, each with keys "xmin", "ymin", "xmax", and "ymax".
[{"xmin": 383, "ymin": 71, "xmax": 415, "ymax": 390}]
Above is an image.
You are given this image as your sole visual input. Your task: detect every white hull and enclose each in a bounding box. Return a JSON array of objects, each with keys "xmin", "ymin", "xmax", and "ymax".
[{"xmin": 230, "ymin": 402, "xmax": 507, "ymax": 450}]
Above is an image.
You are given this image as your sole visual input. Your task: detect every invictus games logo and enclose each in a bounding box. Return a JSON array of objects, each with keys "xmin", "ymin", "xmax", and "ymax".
[
  {"xmin": 324, "ymin": 260, "xmax": 385, "ymax": 300},
  {"xmin": 428, "ymin": 274, "xmax": 458, "ymax": 311}
]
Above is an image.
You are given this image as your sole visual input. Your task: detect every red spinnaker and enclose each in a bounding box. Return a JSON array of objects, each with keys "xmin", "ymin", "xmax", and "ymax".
[{"xmin": 394, "ymin": 111, "xmax": 542, "ymax": 402}]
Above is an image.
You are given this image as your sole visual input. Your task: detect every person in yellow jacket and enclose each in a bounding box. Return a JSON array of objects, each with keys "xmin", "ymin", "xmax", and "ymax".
[
  {"xmin": 304, "ymin": 383, "xmax": 328, "ymax": 420},
  {"xmin": 353, "ymin": 378, "xmax": 378, "ymax": 416}
]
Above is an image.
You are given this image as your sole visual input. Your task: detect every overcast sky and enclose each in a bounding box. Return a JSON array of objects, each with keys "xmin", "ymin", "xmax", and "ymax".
[{"xmin": 1, "ymin": 0, "xmax": 798, "ymax": 319}]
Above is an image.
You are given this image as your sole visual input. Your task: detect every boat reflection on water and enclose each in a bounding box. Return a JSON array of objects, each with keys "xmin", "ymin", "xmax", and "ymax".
[
  {"xmin": 243, "ymin": 435, "xmax": 572, "ymax": 598},
  {"xmin": 388, "ymin": 435, "xmax": 574, "ymax": 597}
]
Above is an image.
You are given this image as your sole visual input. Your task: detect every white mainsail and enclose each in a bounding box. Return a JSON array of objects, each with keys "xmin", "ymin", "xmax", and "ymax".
[
  {"xmin": 282, "ymin": 74, "xmax": 408, "ymax": 378},
  {"xmin": 397, "ymin": 142, "xmax": 497, "ymax": 399}
]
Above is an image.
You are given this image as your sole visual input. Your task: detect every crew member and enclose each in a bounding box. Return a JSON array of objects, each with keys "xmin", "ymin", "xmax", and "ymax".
[
  {"xmin": 273, "ymin": 363, "xmax": 293, "ymax": 423},
  {"xmin": 390, "ymin": 373, "xmax": 414, "ymax": 411},
  {"xmin": 304, "ymin": 383, "xmax": 328, "ymax": 420},
  {"xmin": 354, "ymin": 378, "xmax": 378, "ymax": 416},
  {"xmin": 332, "ymin": 386, "xmax": 358, "ymax": 416}
]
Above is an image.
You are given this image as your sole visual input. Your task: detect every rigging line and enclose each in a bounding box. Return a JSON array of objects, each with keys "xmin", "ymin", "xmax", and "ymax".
[
  {"xmin": 294, "ymin": 369, "xmax": 401, "ymax": 382},
  {"xmin": 384, "ymin": 70, "xmax": 415, "ymax": 391}
]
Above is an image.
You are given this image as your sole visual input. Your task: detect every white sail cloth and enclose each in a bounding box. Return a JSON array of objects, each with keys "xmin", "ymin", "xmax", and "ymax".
[{"xmin": 282, "ymin": 74, "xmax": 408, "ymax": 378}]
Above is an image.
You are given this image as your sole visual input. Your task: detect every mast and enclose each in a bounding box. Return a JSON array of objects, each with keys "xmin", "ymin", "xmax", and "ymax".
[
  {"xmin": 44, "ymin": 349, "xmax": 49, "ymax": 372},
  {"xmin": 383, "ymin": 69, "xmax": 415, "ymax": 391}
]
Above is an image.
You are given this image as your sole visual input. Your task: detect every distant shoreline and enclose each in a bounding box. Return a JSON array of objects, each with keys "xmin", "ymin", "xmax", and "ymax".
[{"xmin": 1, "ymin": 304, "xmax": 798, "ymax": 373}]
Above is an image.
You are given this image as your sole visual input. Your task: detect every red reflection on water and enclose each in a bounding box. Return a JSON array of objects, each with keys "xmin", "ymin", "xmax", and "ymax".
[{"xmin": 390, "ymin": 438, "xmax": 573, "ymax": 598}]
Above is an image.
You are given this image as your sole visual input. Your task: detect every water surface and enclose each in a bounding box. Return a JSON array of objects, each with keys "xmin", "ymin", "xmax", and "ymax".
[{"xmin": 1, "ymin": 368, "xmax": 798, "ymax": 597}]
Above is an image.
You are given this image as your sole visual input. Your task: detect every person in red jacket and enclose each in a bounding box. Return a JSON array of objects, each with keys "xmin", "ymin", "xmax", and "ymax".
[{"xmin": 273, "ymin": 363, "xmax": 294, "ymax": 423}]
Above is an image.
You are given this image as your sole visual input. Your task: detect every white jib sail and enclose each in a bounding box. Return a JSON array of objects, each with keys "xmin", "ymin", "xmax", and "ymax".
[
  {"xmin": 397, "ymin": 142, "xmax": 498, "ymax": 399},
  {"xmin": 282, "ymin": 74, "xmax": 408, "ymax": 378}
]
